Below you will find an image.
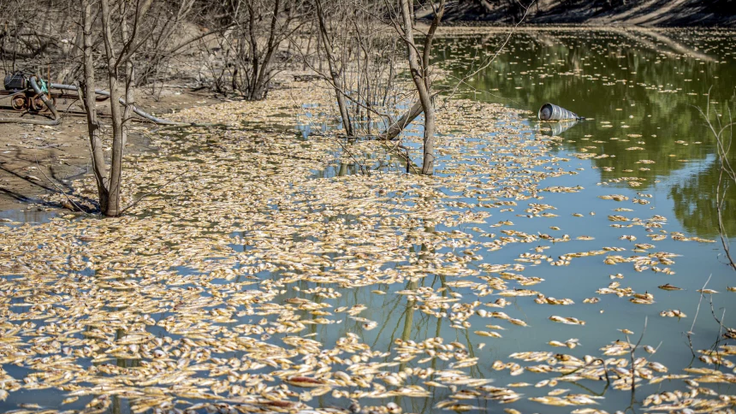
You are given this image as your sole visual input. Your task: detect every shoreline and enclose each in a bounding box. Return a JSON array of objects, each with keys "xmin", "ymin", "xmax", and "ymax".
[
  {"xmin": 426, "ymin": 24, "xmax": 736, "ymax": 34},
  {"xmin": 0, "ymin": 88, "xmax": 219, "ymax": 212},
  {"xmin": 420, "ymin": 0, "xmax": 736, "ymax": 28}
]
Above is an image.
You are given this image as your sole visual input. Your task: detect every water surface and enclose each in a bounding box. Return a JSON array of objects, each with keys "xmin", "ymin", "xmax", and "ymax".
[{"xmin": 1, "ymin": 28, "xmax": 735, "ymax": 414}]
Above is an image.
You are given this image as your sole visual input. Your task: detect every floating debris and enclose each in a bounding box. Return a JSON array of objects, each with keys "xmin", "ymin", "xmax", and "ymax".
[
  {"xmin": 660, "ymin": 309, "xmax": 686, "ymax": 318},
  {"xmin": 549, "ymin": 316, "xmax": 586, "ymax": 325},
  {"xmin": 658, "ymin": 283, "xmax": 683, "ymax": 291},
  {"xmin": 1, "ymin": 29, "xmax": 735, "ymax": 414}
]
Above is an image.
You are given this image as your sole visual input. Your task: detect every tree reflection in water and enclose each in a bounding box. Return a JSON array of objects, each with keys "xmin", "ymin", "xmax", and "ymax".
[{"xmin": 433, "ymin": 29, "xmax": 736, "ymax": 239}]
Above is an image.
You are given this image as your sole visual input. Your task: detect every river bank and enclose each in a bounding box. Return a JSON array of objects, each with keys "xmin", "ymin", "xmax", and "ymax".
[
  {"xmin": 0, "ymin": 87, "xmax": 219, "ymax": 213},
  {"xmin": 430, "ymin": 0, "xmax": 736, "ymax": 27}
]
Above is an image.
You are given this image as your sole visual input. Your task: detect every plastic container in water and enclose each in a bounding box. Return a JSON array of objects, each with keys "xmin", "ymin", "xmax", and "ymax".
[{"xmin": 538, "ymin": 103, "xmax": 580, "ymax": 121}]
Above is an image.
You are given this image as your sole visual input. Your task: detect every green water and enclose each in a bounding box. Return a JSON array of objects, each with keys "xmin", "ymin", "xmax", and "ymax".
[
  {"xmin": 435, "ymin": 29, "xmax": 736, "ymax": 238},
  {"xmin": 422, "ymin": 28, "xmax": 736, "ymax": 412}
]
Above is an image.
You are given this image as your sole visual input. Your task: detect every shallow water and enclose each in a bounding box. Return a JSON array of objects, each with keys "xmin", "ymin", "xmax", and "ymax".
[
  {"xmin": 429, "ymin": 28, "xmax": 736, "ymax": 411},
  {"xmin": 1, "ymin": 29, "xmax": 736, "ymax": 414}
]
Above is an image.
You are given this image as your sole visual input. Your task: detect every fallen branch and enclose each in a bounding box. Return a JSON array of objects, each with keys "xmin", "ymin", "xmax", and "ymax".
[{"xmin": 378, "ymin": 98, "xmax": 424, "ymax": 141}]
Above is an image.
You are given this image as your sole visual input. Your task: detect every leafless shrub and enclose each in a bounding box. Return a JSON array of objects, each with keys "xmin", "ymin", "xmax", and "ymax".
[
  {"xmin": 303, "ymin": 0, "xmax": 404, "ymax": 137},
  {"xmin": 199, "ymin": 0, "xmax": 308, "ymax": 100}
]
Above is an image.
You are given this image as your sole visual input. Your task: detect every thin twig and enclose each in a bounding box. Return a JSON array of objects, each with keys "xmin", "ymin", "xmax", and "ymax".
[
  {"xmin": 438, "ymin": 0, "xmax": 536, "ymax": 109},
  {"xmin": 625, "ymin": 316, "xmax": 647, "ymax": 408},
  {"xmin": 687, "ymin": 273, "xmax": 713, "ymax": 356},
  {"xmin": 706, "ymin": 295, "xmax": 728, "ymax": 365},
  {"xmin": 694, "ymin": 95, "xmax": 736, "ymax": 270}
]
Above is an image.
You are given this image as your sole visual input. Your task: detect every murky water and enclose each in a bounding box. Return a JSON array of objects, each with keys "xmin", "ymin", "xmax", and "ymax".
[
  {"xmin": 429, "ymin": 28, "xmax": 736, "ymax": 412},
  {"xmin": 435, "ymin": 29, "xmax": 736, "ymax": 238},
  {"xmin": 1, "ymin": 29, "xmax": 736, "ymax": 414}
]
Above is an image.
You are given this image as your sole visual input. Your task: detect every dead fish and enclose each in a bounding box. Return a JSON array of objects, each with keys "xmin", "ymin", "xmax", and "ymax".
[
  {"xmin": 284, "ymin": 376, "xmax": 327, "ymax": 388},
  {"xmin": 475, "ymin": 330, "xmax": 502, "ymax": 338},
  {"xmin": 658, "ymin": 283, "xmax": 683, "ymax": 291},
  {"xmin": 549, "ymin": 315, "xmax": 585, "ymax": 325},
  {"xmin": 660, "ymin": 309, "xmax": 686, "ymax": 318}
]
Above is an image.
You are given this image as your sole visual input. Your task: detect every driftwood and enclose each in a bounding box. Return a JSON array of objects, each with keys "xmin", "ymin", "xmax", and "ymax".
[{"xmin": 379, "ymin": 99, "xmax": 423, "ymax": 141}]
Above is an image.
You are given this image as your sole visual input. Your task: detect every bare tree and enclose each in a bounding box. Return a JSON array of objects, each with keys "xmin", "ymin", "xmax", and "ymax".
[
  {"xmin": 0, "ymin": 0, "xmax": 81, "ymax": 83},
  {"xmin": 79, "ymin": 0, "xmax": 168, "ymax": 216},
  {"xmin": 133, "ymin": 0, "xmax": 197, "ymax": 89},
  {"xmin": 80, "ymin": 0, "xmax": 108, "ymax": 211},
  {"xmin": 396, "ymin": 0, "xmax": 445, "ymax": 174},
  {"xmin": 305, "ymin": 0, "xmax": 402, "ymax": 138},
  {"xmin": 314, "ymin": 0, "xmax": 354, "ymax": 137},
  {"xmin": 216, "ymin": 0, "xmax": 306, "ymax": 100}
]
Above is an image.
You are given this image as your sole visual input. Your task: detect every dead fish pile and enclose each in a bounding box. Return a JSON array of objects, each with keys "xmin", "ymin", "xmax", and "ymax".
[{"xmin": 0, "ymin": 50, "xmax": 734, "ymax": 414}]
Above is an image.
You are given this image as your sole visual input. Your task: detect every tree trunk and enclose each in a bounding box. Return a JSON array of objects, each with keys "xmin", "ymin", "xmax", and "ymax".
[
  {"xmin": 399, "ymin": 0, "xmax": 443, "ymax": 175},
  {"xmin": 252, "ymin": 0, "xmax": 280, "ymax": 99},
  {"xmin": 421, "ymin": 99, "xmax": 436, "ymax": 175},
  {"xmin": 121, "ymin": 5, "xmax": 138, "ymax": 213},
  {"xmin": 81, "ymin": 0, "xmax": 110, "ymax": 211},
  {"xmin": 247, "ymin": 83, "xmax": 268, "ymax": 100},
  {"xmin": 315, "ymin": 0, "xmax": 354, "ymax": 137},
  {"xmin": 100, "ymin": 0, "xmax": 123, "ymax": 216}
]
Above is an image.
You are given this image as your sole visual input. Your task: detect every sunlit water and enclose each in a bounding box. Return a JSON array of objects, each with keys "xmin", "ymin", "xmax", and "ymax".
[
  {"xmin": 428, "ymin": 28, "xmax": 736, "ymax": 412},
  {"xmin": 311, "ymin": 28, "xmax": 736, "ymax": 413},
  {"xmin": 435, "ymin": 28, "xmax": 736, "ymax": 238},
  {"xmin": 2, "ymin": 29, "xmax": 736, "ymax": 414}
]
